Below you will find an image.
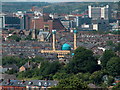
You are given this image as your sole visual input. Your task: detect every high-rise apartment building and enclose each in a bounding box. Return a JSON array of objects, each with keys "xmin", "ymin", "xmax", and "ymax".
[{"xmin": 88, "ymin": 5, "xmax": 111, "ymax": 20}]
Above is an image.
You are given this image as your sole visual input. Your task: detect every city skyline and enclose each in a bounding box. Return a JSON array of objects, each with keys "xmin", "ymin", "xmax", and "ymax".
[{"xmin": 1, "ymin": 1, "xmax": 120, "ymax": 89}]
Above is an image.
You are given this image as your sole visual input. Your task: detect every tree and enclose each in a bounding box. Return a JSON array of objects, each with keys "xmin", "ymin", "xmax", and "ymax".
[
  {"xmin": 2, "ymin": 56, "xmax": 44, "ymax": 68},
  {"xmin": 106, "ymin": 57, "xmax": 120, "ymax": 76},
  {"xmin": 53, "ymin": 72, "xmax": 73, "ymax": 80},
  {"xmin": 2, "ymin": 56, "xmax": 28, "ymax": 67},
  {"xmin": 107, "ymin": 76, "xmax": 114, "ymax": 86},
  {"xmin": 30, "ymin": 61, "xmax": 62, "ymax": 80},
  {"xmin": 8, "ymin": 35, "xmax": 21, "ymax": 42},
  {"xmin": 106, "ymin": 40, "xmax": 115, "ymax": 47},
  {"xmin": 30, "ymin": 56, "xmax": 44, "ymax": 63},
  {"xmin": 17, "ymin": 69, "xmax": 35, "ymax": 79},
  {"xmin": 39, "ymin": 61, "xmax": 61, "ymax": 76},
  {"xmin": 115, "ymin": 43, "xmax": 120, "ymax": 52},
  {"xmin": 54, "ymin": 76, "xmax": 88, "ymax": 89},
  {"xmin": 5, "ymin": 69, "xmax": 17, "ymax": 74},
  {"xmin": 112, "ymin": 82, "xmax": 120, "ymax": 90},
  {"xmin": 75, "ymin": 73, "xmax": 91, "ymax": 83},
  {"xmin": 89, "ymin": 70, "xmax": 105, "ymax": 85},
  {"xmin": 66, "ymin": 47, "xmax": 100, "ymax": 74},
  {"xmin": 2, "ymin": 56, "xmax": 20, "ymax": 66},
  {"xmin": 101, "ymin": 50, "xmax": 116, "ymax": 68},
  {"xmin": 89, "ymin": 70, "xmax": 114, "ymax": 86},
  {"xmin": 24, "ymin": 35, "xmax": 32, "ymax": 40}
]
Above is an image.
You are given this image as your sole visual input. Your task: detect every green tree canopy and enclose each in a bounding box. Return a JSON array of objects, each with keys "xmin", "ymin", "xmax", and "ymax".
[
  {"xmin": 89, "ymin": 70, "xmax": 114, "ymax": 86},
  {"xmin": 115, "ymin": 43, "xmax": 120, "ymax": 52},
  {"xmin": 106, "ymin": 57, "xmax": 120, "ymax": 76},
  {"xmin": 101, "ymin": 50, "xmax": 116, "ymax": 68},
  {"xmin": 8, "ymin": 35, "xmax": 21, "ymax": 42},
  {"xmin": 106, "ymin": 40, "xmax": 115, "ymax": 47},
  {"xmin": 2, "ymin": 56, "xmax": 22, "ymax": 67},
  {"xmin": 89, "ymin": 70, "xmax": 107, "ymax": 85},
  {"xmin": 54, "ymin": 75, "xmax": 88, "ymax": 89},
  {"xmin": 2, "ymin": 56, "xmax": 44, "ymax": 67},
  {"xmin": 39, "ymin": 61, "xmax": 61, "ymax": 75},
  {"xmin": 66, "ymin": 47, "xmax": 100, "ymax": 74},
  {"xmin": 53, "ymin": 72, "xmax": 73, "ymax": 80},
  {"xmin": 112, "ymin": 82, "xmax": 120, "ymax": 90},
  {"xmin": 75, "ymin": 73, "xmax": 91, "ymax": 83}
]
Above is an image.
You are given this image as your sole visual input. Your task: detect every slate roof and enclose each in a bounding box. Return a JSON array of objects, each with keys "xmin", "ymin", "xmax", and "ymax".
[
  {"xmin": 23, "ymin": 62, "xmax": 35, "ymax": 69},
  {"xmin": 53, "ymin": 19, "xmax": 66, "ymax": 30},
  {"xmin": 0, "ymin": 74, "xmax": 16, "ymax": 80},
  {"xmin": 43, "ymin": 15, "xmax": 52, "ymax": 22},
  {"xmin": 3, "ymin": 64, "xmax": 18, "ymax": 71},
  {"xmin": 0, "ymin": 79, "xmax": 58, "ymax": 87},
  {"xmin": 88, "ymin": 83, "xmax": 102, "ymax": 88},
  {"xmin": 38, "ymin": 31, "xmax": 50, "ymax": 40}
]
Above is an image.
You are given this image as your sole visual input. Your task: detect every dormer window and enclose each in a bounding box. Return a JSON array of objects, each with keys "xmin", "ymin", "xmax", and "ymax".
[
  {"xmin": 18, "ymin": 82, "xmax": 20, "ymax": 84},
  {"xmin": 28, "ymin": 81, "xmax": 33, "ymax": 85},
  {"xmin": 38, "ymin": 82, "xmax": 42, "ymax": 86},
  {"xmin": 44, "ymin": 82, "xmax": 48, "ymax": 87}
]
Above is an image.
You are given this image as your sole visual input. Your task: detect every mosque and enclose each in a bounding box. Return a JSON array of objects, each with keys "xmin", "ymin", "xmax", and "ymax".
[{"xmin": 40, "ymin": 29, "xmax": 77, "ymax": 59}]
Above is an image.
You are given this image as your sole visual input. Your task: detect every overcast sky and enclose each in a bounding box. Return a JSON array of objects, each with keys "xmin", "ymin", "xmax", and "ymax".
[{"xmin": 1, "ymin": 0, "xmax": 120, "ymax": 2}]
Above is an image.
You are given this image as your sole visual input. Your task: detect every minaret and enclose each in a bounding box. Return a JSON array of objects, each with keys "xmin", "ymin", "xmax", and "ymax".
[
  {"xmin": 52, "ymin": 30, "xmax": 56, "ymax": 51},
  {"xmin": 73, "ymin": 30, "xmax": 77, "ymax": 50}
]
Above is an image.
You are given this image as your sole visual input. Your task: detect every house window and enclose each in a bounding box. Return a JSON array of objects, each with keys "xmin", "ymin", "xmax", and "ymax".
[
  {"xmin": 44, "ymin": 82, "xmax": 48, "ymax": 87},
  {"xmin": 28, "ymin": 81, "xmax": 33, "ymax": 85},
  {"xmin": 38, "ymin": 82, "xmax": 42, "ymax": 86}
]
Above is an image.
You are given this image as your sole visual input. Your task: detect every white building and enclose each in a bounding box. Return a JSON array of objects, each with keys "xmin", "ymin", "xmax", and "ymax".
[
  {"xmin": 88, "ymin": 5, "xmax": 111, "ymax": 20},
  {"xmin": 0, "ymin": 13, "xmax": 5, "ymax": 29}
]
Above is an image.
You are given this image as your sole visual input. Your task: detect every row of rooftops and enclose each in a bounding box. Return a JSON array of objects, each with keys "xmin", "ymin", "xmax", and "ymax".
[
  {"xmin": 0, "ymin": 79, "xmax": 58, "ymax": 87},
  {"xmin": 2, "ymin": 31, "xmax": 120, "ymax": 57}
]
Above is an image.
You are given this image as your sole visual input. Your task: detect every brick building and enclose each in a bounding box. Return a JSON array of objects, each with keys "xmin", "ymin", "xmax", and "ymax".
[{"xmin": 23, "ymin": 13, "xmax": 66, "ymax": 32}]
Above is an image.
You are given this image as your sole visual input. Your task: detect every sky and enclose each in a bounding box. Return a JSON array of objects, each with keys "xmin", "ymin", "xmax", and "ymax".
[{"xmin": 1, "ymin": 0, "xmax": 120, "ymax": 2}]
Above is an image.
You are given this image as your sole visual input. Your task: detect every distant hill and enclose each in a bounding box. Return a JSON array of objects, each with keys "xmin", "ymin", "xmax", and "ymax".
[
  {"xmin": 2, "ymin": 2, "xmax": 51, "ymax": 13},
  {"xmin": 2, "ymin": 2, "xmax": 118, "ymax": 14}
]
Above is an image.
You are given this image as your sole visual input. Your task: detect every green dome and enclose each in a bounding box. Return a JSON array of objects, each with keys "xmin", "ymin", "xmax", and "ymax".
[
  {"xmin": 62, "ymin": 43, "xmax": 71, "ymax": 50},
  {"xmin": 73, "ymin": 30, "xmax": 77, "ymax": 33},
  {"xmin": 71, "ymin": 53, "xmax": 75, "ymax": 56}
]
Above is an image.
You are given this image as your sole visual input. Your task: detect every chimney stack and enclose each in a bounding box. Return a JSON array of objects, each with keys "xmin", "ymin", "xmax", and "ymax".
[{"xmin": 28, "ymin": 61, "xmax": 30, "ymax": 67}]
